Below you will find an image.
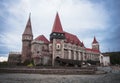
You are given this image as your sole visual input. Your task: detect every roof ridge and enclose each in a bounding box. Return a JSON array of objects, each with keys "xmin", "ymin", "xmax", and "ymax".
[{"xmin": 35, "ymin": 35, "xmax": 49, "ymax": 43}]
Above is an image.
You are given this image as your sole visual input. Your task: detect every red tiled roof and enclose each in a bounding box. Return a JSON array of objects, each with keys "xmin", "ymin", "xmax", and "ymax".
[
  {"xmin": 52, "ymin": 13, "xmax": 64, "ymax": 33},
  {"xmin": 86, "ymin": 48, "xmax": 100, "ymax": 53},
  {"xmin": 92, "ymin": 36, "xmax": 98, "ymax": 44},
  {"xmin": 35, "ymin": 35, "xmax": 49, "ymax": 44},
  {"xmin": 23, "ymin": 15, "xmax": 33, "ymax": 35},
  {"xmin": 64, "ymin": 31, "xmax": 81, "ymax": 45}
]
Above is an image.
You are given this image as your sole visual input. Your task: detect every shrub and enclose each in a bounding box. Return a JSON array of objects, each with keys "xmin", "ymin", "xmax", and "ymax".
[
  {"xmin": 0, "ymin": 61, "xmax": 8, "ymax": 67},
  {"xmin": 110, "ymin": 52, "xmax": 120, "ymax": 65},
  {"xmin": 27, "ymin": 63, "xmax": 34, "ymax": 67}
]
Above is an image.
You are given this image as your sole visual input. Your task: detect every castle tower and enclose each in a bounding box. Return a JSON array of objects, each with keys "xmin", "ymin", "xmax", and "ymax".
[
  {"xmin": 50, "ymin": 13, "xmax": 65, "ymax": 66},
  {"xmin": 92, "ymin": 36, "xmax": 99, "ymax": 50},
  {"xmin": 21, "ymin": 14, "xmax": 33, "ymax": 63}
]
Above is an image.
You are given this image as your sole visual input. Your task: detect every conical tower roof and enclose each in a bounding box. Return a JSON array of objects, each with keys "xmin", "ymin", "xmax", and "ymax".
[
  {"xmin": 35, "ymin": 35, "xmax": 49, "ymax": 44},
  {"xmin": 23, "ymin": 14, "xmax": 33, "ymax": 35},
  {"xmin": 52, "ymin": 12, "xmax": 64, "ymax": 33},
  {"xmin": 92, "ymin": 36, "xmax": 98, "ymax": 44}
]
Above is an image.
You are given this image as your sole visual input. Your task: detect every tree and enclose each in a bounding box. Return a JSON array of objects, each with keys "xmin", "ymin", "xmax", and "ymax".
[{"xmin": 109, "ymin": 52, "xmax": 120, "ymax": 65}]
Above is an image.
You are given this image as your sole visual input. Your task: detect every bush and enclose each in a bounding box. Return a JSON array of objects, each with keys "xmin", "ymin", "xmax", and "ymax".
[
  {"xmin": 0, "ymin": 61, "xmax": 8, "ymax": 67},
  {"xmin": 109, "ymin": 52, "xmax": 120, "ymax": 65},
  {"xmin": 27, "ymin": 63, "xmax": 34, "ymax": 67}
]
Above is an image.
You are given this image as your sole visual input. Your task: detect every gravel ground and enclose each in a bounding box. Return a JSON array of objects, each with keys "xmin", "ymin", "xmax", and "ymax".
[
  {"xmin": 0, "ymin": 66, "xmax": 120, "ymax": 83},
  {"xmin": 0, "ymin": 73, "xmax": 120, "ymax": 83}
]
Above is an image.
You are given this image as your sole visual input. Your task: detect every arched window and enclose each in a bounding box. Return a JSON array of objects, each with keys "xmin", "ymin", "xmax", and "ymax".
[{"xmin": 56, "ymin": 43, "xmax": 61, "ymax": 50}]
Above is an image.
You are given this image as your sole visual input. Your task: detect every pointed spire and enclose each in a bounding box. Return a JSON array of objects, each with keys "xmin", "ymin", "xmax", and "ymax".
[
  {"xmin": 23, "ymin": 13, "xmax": 33, "ymax": 35},
  {"xmin": 52, "ymin": 12, "xmax": 64, "ymax": 33},
  {"xmin": 92, "ymin": 36, "xmax": 98, "ymax": 44}
]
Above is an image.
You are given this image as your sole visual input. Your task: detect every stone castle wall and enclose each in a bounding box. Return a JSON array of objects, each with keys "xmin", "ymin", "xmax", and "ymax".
[{"xmin": 8, "ymin": 52, "xmax": 21, "ymax": 65}]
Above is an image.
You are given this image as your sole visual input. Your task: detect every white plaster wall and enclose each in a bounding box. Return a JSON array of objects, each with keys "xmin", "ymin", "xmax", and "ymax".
[
  {"xmin": 103, "ymin": 56, "xmax": 110, "ymax": 66},
  {"xmin": 99, "ymin": 54, "xmax": 110, "ymax": 66}
]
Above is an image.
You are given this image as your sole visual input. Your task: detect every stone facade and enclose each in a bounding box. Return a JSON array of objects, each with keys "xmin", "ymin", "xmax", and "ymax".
[
  {"xmin": 100, "ymin": 54, "xmax": 110, "ymax": 66},
  {"xmin": 49, "ymin": 13, "xmax": 100, "ymax": 66},
  {"xmin": 8, "ymin": 52, "xmax": 21, "ymax": 65},
  {"xmin": 31, "ymin": 36, "xmax": 51, "ymax": 66},
  {"xmin": 8, "ymin": 13, "xmax": 101, "ymax": 66}
]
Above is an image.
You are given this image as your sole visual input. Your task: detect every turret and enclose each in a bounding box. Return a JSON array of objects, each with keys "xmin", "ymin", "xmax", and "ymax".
[
  {"xmin": 50, "ymin": 13, "xmax": 65, "ymax": 66},
  {"xmin": 50, "ymin": 13, "xmax": 65, "ymax": 41},
  {"xmin": 21, "ymin": 14, "xmax": 33, "ymax": 63},
  {"xmin": 92, "ymin": 36, "xmax": 99, "ymax": 50}
]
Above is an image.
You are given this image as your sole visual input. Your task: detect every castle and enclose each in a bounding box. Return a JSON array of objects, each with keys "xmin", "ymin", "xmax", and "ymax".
[{"xmin": 8, "ymin": 13, "xmax": 101, "ymax": 66}]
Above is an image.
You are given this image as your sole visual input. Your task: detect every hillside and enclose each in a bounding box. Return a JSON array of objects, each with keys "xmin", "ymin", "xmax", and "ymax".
[{"xmin": 103, "ymin": 52, "xmax": 120, "ymax": 65}]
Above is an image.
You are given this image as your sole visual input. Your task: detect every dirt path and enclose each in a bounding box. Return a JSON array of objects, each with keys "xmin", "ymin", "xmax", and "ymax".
[{"xmin": 0, "ymin": 73, "xmax": 120, "ymax": 83}]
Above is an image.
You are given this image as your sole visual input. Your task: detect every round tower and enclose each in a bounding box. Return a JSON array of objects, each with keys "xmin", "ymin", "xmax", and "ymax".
[{"xmin": 21, "ymin": 14, "xmax": 33, "ymax": 63}]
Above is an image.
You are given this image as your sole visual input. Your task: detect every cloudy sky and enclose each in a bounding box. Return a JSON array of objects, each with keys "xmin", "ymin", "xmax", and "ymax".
[{"xmin": 0, "ymin": 0, "xmax": 120, "ymax": 60}]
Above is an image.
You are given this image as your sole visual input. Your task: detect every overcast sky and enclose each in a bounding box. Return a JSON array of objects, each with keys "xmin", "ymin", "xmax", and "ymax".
[{"xmin": 0, "ymin": 0, "xmax": 120, "ymax": 58}]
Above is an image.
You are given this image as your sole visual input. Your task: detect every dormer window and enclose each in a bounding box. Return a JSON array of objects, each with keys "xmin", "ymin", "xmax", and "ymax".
[{"xmin": 53, "ymin": 33, "xmax": 56, "ymax": 35}]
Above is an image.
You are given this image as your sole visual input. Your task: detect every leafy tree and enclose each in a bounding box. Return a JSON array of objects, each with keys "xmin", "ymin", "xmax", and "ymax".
[{"xmin": 109, "ymin": 52, "xmax": 120, "ymax": 65}]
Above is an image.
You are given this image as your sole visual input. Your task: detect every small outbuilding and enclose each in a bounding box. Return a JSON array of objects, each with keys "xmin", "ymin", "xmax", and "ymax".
[{"xmin": 99, "ymin": 53, "xmax": 110, "ymax": 66}]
